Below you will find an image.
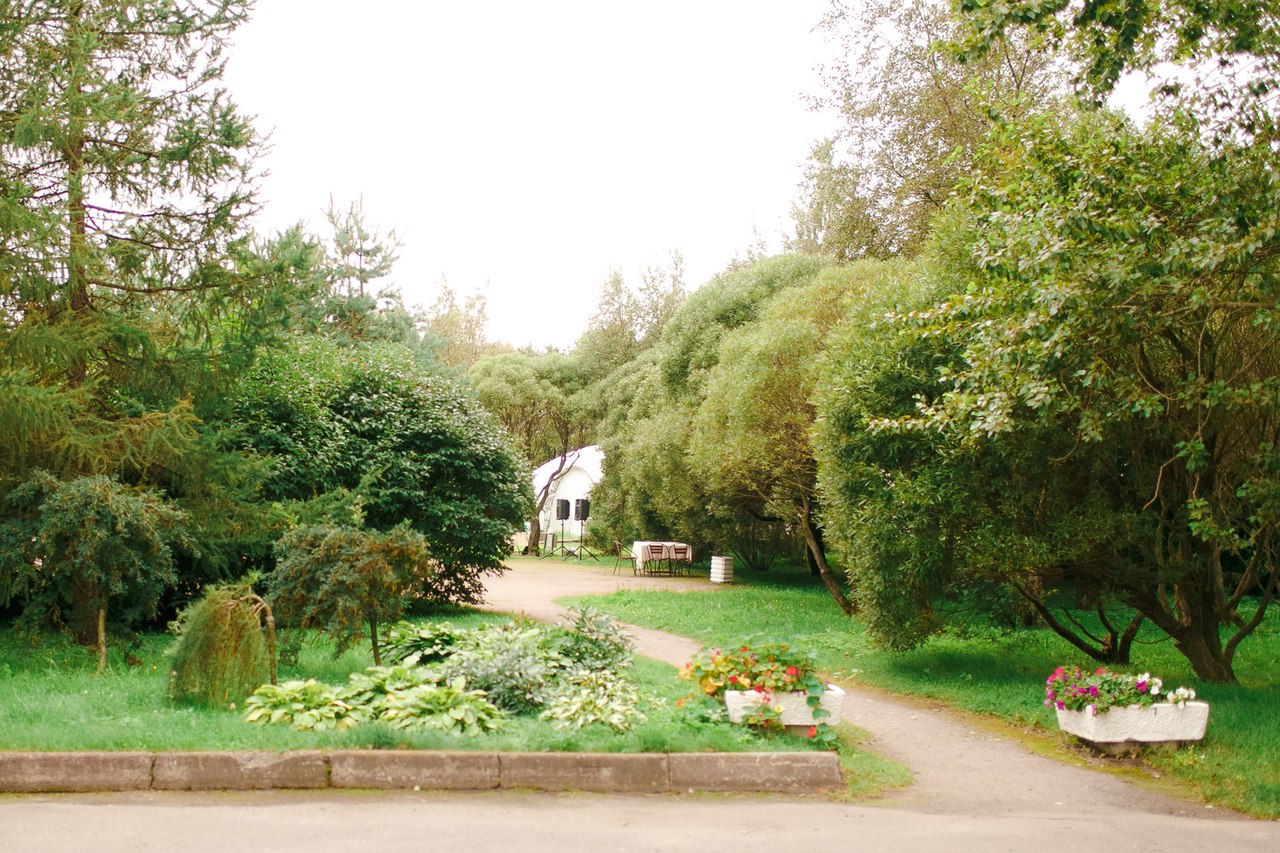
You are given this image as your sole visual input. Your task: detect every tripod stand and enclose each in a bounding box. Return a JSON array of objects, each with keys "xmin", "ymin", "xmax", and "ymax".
[
  {"xmin": 567, "ymin": 516, "xmax": 599, "ymax": 560},
  {"xmin": 549, "ymin": 517, "xmax": 575, "ymax": 558}
]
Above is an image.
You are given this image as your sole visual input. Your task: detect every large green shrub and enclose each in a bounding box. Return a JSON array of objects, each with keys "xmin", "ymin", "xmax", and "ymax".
[{"xmin": 229, "ymin": 336, "xmax": 530, "ymax": 606}]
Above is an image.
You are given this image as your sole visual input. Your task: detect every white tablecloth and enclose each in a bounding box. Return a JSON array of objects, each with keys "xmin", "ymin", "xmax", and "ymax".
[{"xmin": 632, "ymin": 541, "xmax": 693, "ymax": 571}]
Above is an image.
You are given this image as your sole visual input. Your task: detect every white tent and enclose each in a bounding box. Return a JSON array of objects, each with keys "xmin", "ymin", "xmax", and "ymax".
[{"xmin": 532, "ymin": 445, "xmax": 603, "ymax": 543}]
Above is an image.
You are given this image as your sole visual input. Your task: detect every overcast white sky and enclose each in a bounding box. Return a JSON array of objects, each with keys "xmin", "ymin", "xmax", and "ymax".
[{"xmin": 222, "ymin": 1, "xmax": 838, "ymax": 350}]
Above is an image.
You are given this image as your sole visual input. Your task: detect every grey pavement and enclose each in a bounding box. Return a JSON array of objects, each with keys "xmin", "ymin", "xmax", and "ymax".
[{"xmin": 5, "ymin": 788, "xmax": 1280, "ymax": 853}]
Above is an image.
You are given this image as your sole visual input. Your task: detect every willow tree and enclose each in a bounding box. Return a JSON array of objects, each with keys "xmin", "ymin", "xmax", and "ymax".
[
  {"xmin": 0, "ymin": 1, "xmax": 293, "ymax": 641},
  {"xmin": 688, "ymin": 264, "xmax": 911, "ymax": 615}
]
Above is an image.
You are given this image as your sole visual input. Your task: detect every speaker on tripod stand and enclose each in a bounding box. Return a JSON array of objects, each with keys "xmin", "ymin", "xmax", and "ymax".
[
  {"xmin": 572, "ymin": 498, "xmax": 594, "ymax": 560},
  {"xmin": 553, "ymin": 498, "xmax": 570, "ymax": 556}
]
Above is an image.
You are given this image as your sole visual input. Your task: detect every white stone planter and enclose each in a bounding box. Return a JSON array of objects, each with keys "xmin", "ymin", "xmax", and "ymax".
[
  {"xmin": 724, "ymin": 684, "xmax": 845, "ymax": 726},
  {"xmin": 1055, "ymin": 701, "xmax": 1209, "ymax": 751}
]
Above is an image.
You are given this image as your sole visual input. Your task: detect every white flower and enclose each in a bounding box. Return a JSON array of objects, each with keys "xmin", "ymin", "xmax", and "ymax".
[{"xmin": 1150, "ymin": 677, "xmax": 1163, "ymax": 695}]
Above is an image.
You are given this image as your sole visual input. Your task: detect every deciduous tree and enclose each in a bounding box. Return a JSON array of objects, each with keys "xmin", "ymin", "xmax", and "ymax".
[
  {"xmin": 795, "ymin": 0, "xmax": 1065, "ymax": 257},
  {"xmin": 859, "ymin": 109, "xmax": 1280, "ymax": 682}
]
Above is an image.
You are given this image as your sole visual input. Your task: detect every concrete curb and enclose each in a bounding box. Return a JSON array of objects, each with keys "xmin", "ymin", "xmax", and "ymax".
[{"xmin": 0, "ymin": 750, "xmax": 841, "ymax": 794}]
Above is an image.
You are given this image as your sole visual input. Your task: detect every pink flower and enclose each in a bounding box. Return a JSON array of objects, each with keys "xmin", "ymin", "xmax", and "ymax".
[{"xmin": 807, "ymin": 726, "xmax": 817, "ymax": 738}]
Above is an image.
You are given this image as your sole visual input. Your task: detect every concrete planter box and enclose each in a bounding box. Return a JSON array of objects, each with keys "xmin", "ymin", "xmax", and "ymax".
[
  {"xmin": 724, "ymin": 684, "xmax": 845, "ymax": 726},
  {"xmin": 1056, "ymin": 701, "xmax": 1209, "ymax": 752}
]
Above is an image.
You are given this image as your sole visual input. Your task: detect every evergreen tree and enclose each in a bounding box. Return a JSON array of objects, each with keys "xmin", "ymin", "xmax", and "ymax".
[{"xmin": 0, "ymin": 1, "xmax": 307, "ymax": 640}]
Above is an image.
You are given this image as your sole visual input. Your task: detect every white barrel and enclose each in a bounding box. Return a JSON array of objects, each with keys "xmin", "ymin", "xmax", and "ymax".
[{"xmin": 710, "ymin": 555, "xmax": 733, "ymax": 584}]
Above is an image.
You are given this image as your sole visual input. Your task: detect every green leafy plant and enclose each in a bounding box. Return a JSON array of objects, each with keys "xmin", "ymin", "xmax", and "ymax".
[
  {"xmin": 339, "ymin": 664, "xmax": 440, "ymax": 714},
  {"xmin": 1046, "ymin": 666, "xmax": 1198, "ymax": 715},
  {"xmin": 540, "ymin": 670, "xmax": 650, "ymax": 732},
  {"xmin": 556, "ymin": 606, "xmax": 635, "ymax": 672},
  {"xmin": 0, "ymin": 472, "xmax": 188, "ymax": 670},
  {"xmin": 269, "ymin": 523, "xmax": 433, "ymax": 665},
  {"xmin": 378, "ymin": 677, "xmax": 507, "ymax": 735},
  {"xmin": 380, "ymin": 620, "xmax": 467, "ymax": 666},
  {"xmin": 441, "ymin": 621, "xmax": 565, "ymax": 713},
  {"xmin": 243, "ymin": 679, "xmax": 359, "ymax": 731}
]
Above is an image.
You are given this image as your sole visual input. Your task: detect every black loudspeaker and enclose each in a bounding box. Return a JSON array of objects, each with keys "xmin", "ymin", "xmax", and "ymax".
[
  {"xmin": 575, "ymin": 498, "xmax": 590, "ymax": 521},
  {"xmin": 555, "ymin": 499, "xmax": 570, "ymax": 520}
]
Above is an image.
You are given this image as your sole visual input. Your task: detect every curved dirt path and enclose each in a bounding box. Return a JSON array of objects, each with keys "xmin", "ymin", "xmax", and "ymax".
[{"xmin": 481, "ymin": 559, "xmax": 1276, "ymax": 827}]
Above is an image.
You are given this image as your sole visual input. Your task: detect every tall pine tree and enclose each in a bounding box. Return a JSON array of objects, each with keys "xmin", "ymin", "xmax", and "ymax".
[{"xmin": 0, "ymin": 1, "xmax": 305, "ymax": 641}]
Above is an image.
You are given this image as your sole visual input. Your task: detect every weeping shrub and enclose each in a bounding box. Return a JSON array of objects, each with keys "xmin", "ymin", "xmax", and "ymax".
[{"xmin": 167, "ymin": 580, "xmax": 275, "ymax": 707}]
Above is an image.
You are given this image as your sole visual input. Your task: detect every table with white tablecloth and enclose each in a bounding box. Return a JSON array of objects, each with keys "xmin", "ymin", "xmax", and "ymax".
[{"xmin": 631, "ymin": 541, "xmax": 693, "ymax": 574}]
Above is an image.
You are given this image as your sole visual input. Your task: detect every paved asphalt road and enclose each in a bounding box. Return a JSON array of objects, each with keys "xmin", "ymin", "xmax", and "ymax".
[
  {"xmin": 3, "ymin": 560, "xmax": 1278, "ymax": 852},
  {"xmin": 5, "ymin": 788, "xmax": 1279, "ymax": 853}
]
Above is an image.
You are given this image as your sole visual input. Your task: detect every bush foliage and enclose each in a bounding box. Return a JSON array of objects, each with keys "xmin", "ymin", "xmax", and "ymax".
[{"xmin": 167, "ymin": 580, "xmax": 272, "ymax": 707}]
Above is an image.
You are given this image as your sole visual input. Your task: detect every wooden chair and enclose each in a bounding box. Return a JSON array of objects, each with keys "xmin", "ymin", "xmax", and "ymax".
[
  {"xmin": 669, "ymin": 543, "xmax": 691, "ymax": 575},
  {"xmin": 612, "ymin": 541, "xmax": 636, "ymax": 575},
  {"xmin": 644, "ymin": 543, "xmax": 668, "ymax": 576}
]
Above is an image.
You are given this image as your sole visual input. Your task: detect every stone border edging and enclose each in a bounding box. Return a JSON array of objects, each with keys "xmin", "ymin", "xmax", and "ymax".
[{"xmin": 0, "ymin": 750, "xmax": 841, "ymax": 794}]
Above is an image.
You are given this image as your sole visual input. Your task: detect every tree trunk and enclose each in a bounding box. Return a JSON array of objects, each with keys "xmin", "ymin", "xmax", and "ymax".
[
  {"xmin": 70, "ymin": 573, "xmax": 100, "ymax": 646},
  {"xmin": 528, "ymin": 514, "xmax": 542, "ymax": 556},
  {"xmin": 369, "ymin": 613, "xmax": 381, "ymax": 667},
  {"xmin": 263, "ymin": 602, "xmax": 278, "ymax": 686},
  {"xmin": 530, "ymin": 450, "xmax": 577, "ymax": 556},
  {"xmin": 799, "ymin": 498, "xmax": 854, "ymax": 616},
  {"xmin": 1174, "ymin": 632, "xmax": 1235, "ymax": 682},
  {"xmin": 96, "ymin": 607, "xmax": 107, "ymax": 675},
  {"xmin": 1168, "ymin": 600, "xmax": 1236, "ymax": 682}
]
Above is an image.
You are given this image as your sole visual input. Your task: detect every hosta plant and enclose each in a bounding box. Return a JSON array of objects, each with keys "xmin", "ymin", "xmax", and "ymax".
[
  {"xmin": 244, "ymin": 679, "xmax": 360, "ymax": 731},
  {"xmin": 340, "ymin": 665, "xmax": 441, "ymax": 715},
  {"xmin": 540, "ymin": 670, "xmax": 650, "ymax": 732},
  {"xmin": 380, "ymin": 621, "xmax": 467, "ymax": 667},
  {"xmin": 378, "ymin": 678, "xmax": 507, "ymax": 735},
  {"xmin": 555, "ymin": 606, "xmax": 635, "ymax": 673},
  {"xmin": 440, "ymin": 621, "xmax": 566, "ymax": 713}
]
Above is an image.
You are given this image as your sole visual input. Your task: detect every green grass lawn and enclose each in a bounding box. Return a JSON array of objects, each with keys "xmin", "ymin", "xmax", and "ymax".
[
  {"xmin": 563, "ymin": 565, "xmax": 1280, "ymax": 818},
  {"xmin": 0, "ymin": 609, "xmax": 824, "ymax": 757}
]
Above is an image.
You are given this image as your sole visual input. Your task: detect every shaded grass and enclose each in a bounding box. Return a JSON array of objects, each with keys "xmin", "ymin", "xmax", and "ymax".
[
  {"xmin": 564, "ymin": 568, "xmax": 1280, "ymax": 818},
  {"xmin": 0, "ymin": 611, "xmax": 816, "ymax": 755}
]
